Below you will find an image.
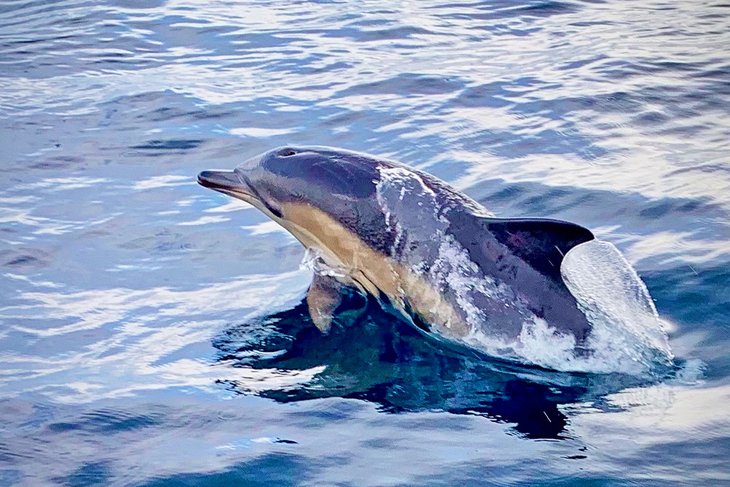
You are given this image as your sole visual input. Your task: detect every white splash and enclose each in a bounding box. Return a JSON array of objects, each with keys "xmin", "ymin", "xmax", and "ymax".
[
  {"xmin": 561, "ymin": 240, "xmax": 674, "ymax": 370},
  {"xmin": 299, "ymin": 247, "xmax": 348, "ymax": 279},
  {"xmin": 375, "ymin": 165, "xmax": 673, "ymax": 376}
]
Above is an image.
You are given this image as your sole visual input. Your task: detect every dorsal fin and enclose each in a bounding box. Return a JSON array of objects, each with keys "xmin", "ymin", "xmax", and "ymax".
[{"xmin": 483, "ymin": 217, "xmax": 594, "ymax": 280}]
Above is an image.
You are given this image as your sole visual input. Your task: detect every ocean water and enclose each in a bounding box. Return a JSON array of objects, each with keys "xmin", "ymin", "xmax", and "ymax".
[{"xmin": 1, "ymin": 0, "xmax": 729, "ymax": 485}]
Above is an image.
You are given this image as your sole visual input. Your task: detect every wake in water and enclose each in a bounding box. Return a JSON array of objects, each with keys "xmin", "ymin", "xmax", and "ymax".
[
  {"xmin": 371, "ymin": 167, "xmax": 674, "ymax": 377},
  {"xmin": 214, "ymin": 291, "xmax": 664, "ymax": 439}
]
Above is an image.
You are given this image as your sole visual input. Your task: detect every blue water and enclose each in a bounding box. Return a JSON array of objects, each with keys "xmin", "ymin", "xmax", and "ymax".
[{"xmin": 1, "ymin": 0, "xmax": 729, "ymax": 485}]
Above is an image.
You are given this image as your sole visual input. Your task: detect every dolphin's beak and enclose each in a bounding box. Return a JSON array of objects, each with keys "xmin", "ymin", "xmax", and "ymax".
[
  {"xmin": 197, "ymin": 170, "xmax": 246, "ymax": 193},
  {"xmin": 198, "ymin": 169, "xmax": 283, "ymax": 219}
]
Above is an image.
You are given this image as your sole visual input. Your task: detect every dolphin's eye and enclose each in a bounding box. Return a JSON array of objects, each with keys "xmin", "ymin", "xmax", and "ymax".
[{"xmin": 278, "ymin": 148, "xmax": 297, "ymax": 157}]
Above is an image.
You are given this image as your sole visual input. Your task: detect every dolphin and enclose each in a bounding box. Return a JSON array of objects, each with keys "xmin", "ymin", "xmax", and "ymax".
[{"xmin": 198, "ymin": 146, "xmax": 596, "ymax": 358}]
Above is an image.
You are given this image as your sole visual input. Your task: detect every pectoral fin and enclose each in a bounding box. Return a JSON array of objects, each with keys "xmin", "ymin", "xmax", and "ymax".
[{"xmin": 306, "ymin": 274, "xmax": 348, "ymax": 333}]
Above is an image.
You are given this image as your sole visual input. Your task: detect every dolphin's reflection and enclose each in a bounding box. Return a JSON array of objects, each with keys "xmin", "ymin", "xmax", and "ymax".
[{"xmin": 213, "ymin": 293, "xmax": 639, "ymax": 439}]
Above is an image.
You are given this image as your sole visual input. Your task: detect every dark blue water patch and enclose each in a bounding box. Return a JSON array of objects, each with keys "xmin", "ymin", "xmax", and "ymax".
[
  {"xmin": 0, "ymin": 247, "xmax": 53, "ymax": 270},
  {"xmin": 129, "ymin": 139, "xmax": 204, "ymax": 151},
  {"xmin": 322, "ymin": 25, "xmax": 435, "ymax": 42},
  {"xmin": 142, "ymin": 105, "xmax": 232, "ymax": 124},
  {"xmin": 456, "ymin": 125, "xmax": 607, "ymax": 161},
  {"xmin": 643, "ymin": 81, "xmax": 730, "ymax": 116},
  {"xmin": 558, "ymin": 54, "xmax": 610, "ymax": 71},
  {"xmin": 0, "ymin": 0, "xmax": 92, "ymax": 23},
  {"xmin": 396, "ymin": 462, "xmax": 602, "ymax": 487},
  {"xmin": 136, "ymin": 16, "xmax": 264, "ymax": 55},
  {"xmin": 0, "ymin": 442, "xmax": 25, "ymax": 463},
  {"xmin": 632, "ymin": 110, "xmax": 672, "ymax": 126},
  {"xmin": 692, "ymin": 62, "xmax": 730, "ymax": 82},
  {"xmin": 669, "ymin": 163, "xmax": 730, "ymax": 177},
  {"xmin": 644, "ymin": 266, "xmax": 730, "ymax": 373},
  {"xmin": 28, "ymin": 155, "xmax": 85, "ymax": 170},
  {"xmin": 111, "ymin": 0, "xmax": 167, "ymax": 8},
  {"xmin": 0, "ymin": 469, "xmax": 21, "ymax": 487},
  {"xmin": 512, "ymin": 90, "xmax": 644, "ymax": 118},
  {"xmin": 259, "ymin": 53, "xmax": 335, "ymax": 77},
  {"xmin": 0, "ymin": 33, "xmax": 79, "ymax": 49},
  {"xmin": 517, "ymin": 0, "xmax": 581, "ymax": 17},
  {"xmin": 633, "ymin": 436, "xmax": 730, "ymax": 482},
  {"xmin": 404, "ymin": 467, "xmax": 674, "ymax": 487},
  {"xmin": 94, "ymin": 91, "xmax": 311, "ymax": 151},
  {"xmin": 47, "ymin": 408, "xmax": 163, "ymax": 434},
  {"xmin": 451, "ymin": 81, "xmax": 516, "ymax": 109},
  {"xmin": 140, "ymin": 453, "xmax": 315, "ymax": 487},
  {"xmin": 568, "ymin": 19, "xmax": 616, "ymax": 27},
  {"xmin": 54, "ymin": 461, "xmax": 111, "ymax": 487},
  {"xmin": 638, "ymin": 198, "xmax": 704, "ymax": 219},
  {"xmin": 0, "ymin": 12, "xmax": 163, "ymax": 78},
  {"xmin": 278, "ymin": 60, "xmax": 356, "ymax": 80},
  {"xmin": 0, "ymin": 0, "xmax": 42, "ymax": 16},
  {"xmin": 334, "ymin": 73, "xmax": 467, "ymax": 97},
  {"xmin": 98, "ymin": 91, "xmax": 234, "ymax": 125},
  {"xmin": 282, "ymin": 399, "xmax": 373, "ymax": 429},
  {"xmin": 428, "ymin": 0, "xmax": 582, "ymax": 19},
  {"xmin": 2, "ymin": 254, "xmax": 43, "ymax": 267}
]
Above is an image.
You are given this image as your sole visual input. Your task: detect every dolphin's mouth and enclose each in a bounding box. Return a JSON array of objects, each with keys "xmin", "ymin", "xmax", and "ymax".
[{"xmin": 197, "ymin": 170, "xmax": 250, "ymax": 196}]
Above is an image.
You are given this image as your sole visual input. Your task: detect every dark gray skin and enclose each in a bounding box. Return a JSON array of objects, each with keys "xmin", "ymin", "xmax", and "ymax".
[{"xmin": 199, "ymin": 146, "xmax": 595, "ymax": 353}]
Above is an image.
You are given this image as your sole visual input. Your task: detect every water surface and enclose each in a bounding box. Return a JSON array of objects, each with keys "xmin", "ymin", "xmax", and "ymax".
[{"xmin": 1, "ymin": 0, "xmax": 729, "ymax": 485}]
